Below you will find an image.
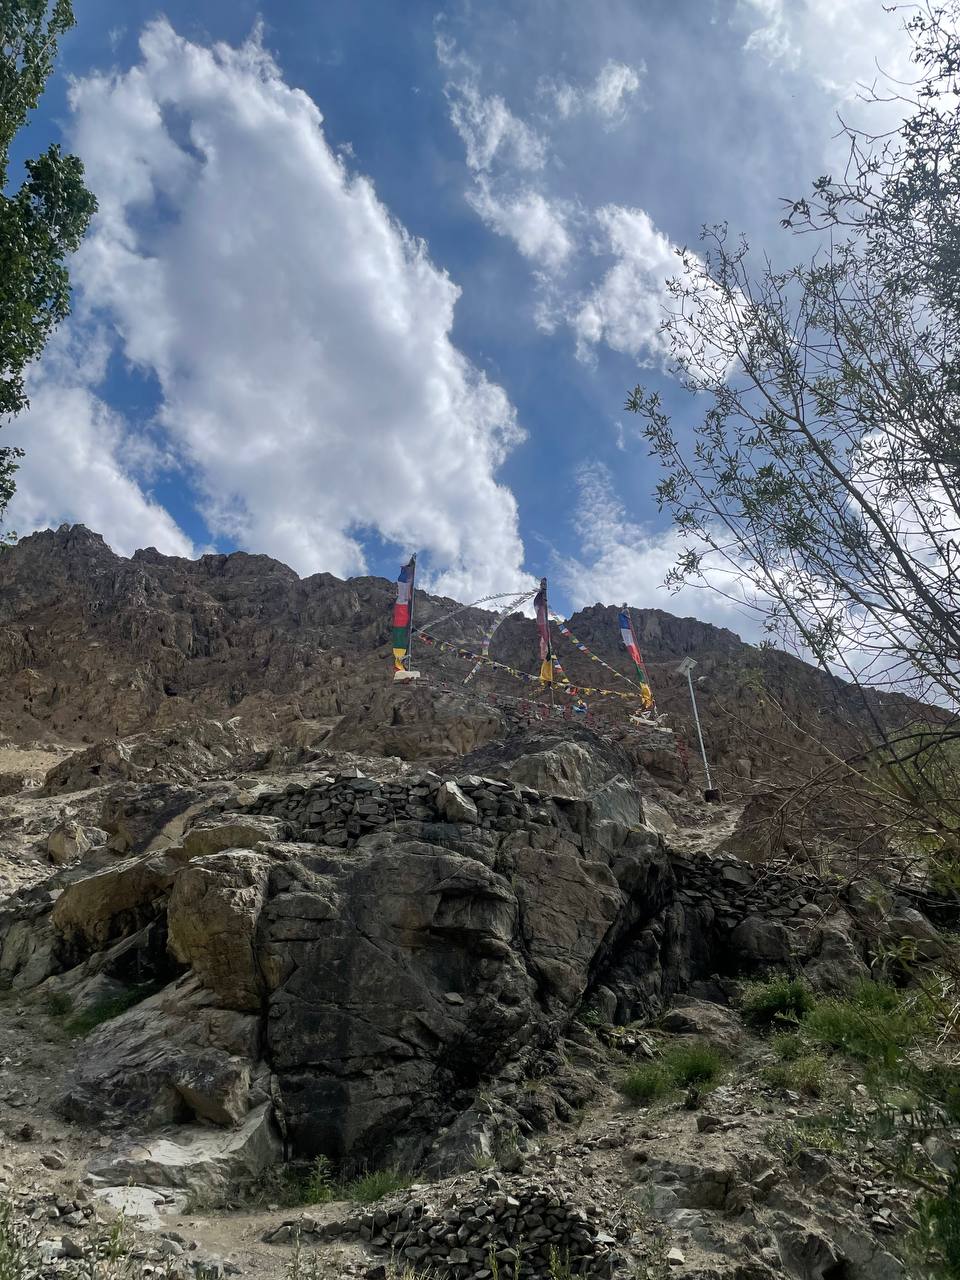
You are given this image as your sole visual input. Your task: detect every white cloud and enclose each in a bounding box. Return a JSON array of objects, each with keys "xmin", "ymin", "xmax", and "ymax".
[
  {"xmin": 437, "ymin": 35, "xmax": 546, "ymax": 173},
  {"xmin": 541, "ymin": 60, "xmax": 644, "ymax": 125},
  {"xmin": 736, "ymin": 0, "xmax": 912, "ymax": 104},
  {"xmin": 570, "ymin": 205, "xmax": 679, "ymax": 361},
  {"xmin": 466, "ymin": 179, "xmax": 574, "ymax": 271},
  {"xmin": 20, "ymin": 19, "xmax": 533, "ymax": 599},
  {"xmin": 558, "ymin": 463, "xmax": 769, "ymax": 637},
  {"xmin": 5, "ymin": 332, "xmax": 194, "ymax": 558}
]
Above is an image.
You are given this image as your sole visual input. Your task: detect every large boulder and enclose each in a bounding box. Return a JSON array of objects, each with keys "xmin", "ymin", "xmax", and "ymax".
[
  {"xmin": 660, "ymin": 998, "xmax": 743, "ymax": 1053},
  {"xmin": 60, "ymin": 975, "xmax": 265, "ymax": 1128},
  {"xmin": 728, "ymin": 915, "xmax": 792, "ymax": 966},
  {"xmin": 167, "ymin": 850, "xmax": 272, "ymax": 1011},
  {"xmin": 259, "ymin": 838, "xmax": 537, "ymax": 1162},
  {"xmin": 506, "ymin": 842, "xmax": 621, "ymax": 1005},
  {"xmin": 801, "ymin": 911, "xmax": 871, "ymax": 993},
  {"xmin": 86, "ymin": 1102, "xmax": 280, "ymax": 1199},
  {"xmin": 885, "ymin": 903, "xmax": 945, "ymax": 960},
  {"xmin": 47, "ymin": 820, "xmax": 106, "ymax": 866},
  {"xmin": 51, "ymin": 847, "xmax": 190, "ymax": 959},
  {"xmin": 489, "ymin": 739, "xmax": 618, "ymax": 800}
]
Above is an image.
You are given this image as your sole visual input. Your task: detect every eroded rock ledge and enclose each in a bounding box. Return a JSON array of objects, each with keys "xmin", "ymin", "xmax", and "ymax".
[{"xmin": 1, "ymin": 736, "xmax": 955, "ymax": 1195}]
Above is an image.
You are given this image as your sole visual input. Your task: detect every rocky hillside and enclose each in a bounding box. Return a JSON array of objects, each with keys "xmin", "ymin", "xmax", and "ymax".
[
  {"xmin": 0, "ymin": 719, "xmax": 955, "ymax": 1280},
  {"xmin": 0, "ymin": 525, "xmax": 956, "ymax": 1280},
  {"xmin": 0, "ymin": 525, "xmax": 934, "ymax": 798}
]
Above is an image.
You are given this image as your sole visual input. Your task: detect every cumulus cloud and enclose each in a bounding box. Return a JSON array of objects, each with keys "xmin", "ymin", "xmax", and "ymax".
[
  {"xmin": 466, "ymin": 179, "xmax": 574, "ymax": 271},
  {"xmin": 570, "ymin": 205, "xmax": 679, "ymax": 361},
  {"xmin": 17, "ymin": 19, "xmax": 534, "ymax": 598},
  {"xmin": 6, "ymin": 331, "xmax": 194, "ymax": 558},
  {"xmin": 542, "ymin": 60, "xmax": 644, "ymax": 125},
  {"xmin": 438, "ymin": 33, "xmax": 574, "ymax": 279},
  {"xmin": 437, "ymin": 40, "xmax": 704, "ymax": 370},
  {"xmin": 558, "ymin": 463, "xmax": 767, "ymax": 637}
]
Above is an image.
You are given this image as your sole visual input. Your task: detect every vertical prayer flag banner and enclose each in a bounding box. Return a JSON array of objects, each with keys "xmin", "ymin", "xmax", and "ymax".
[
  {"xmin": 392, "ymin": 556, "xmax": 416, "ymax": 671},
  {"xmin": 534, "ymin": 577, "xmax": 553, "ymax": 684},
  {"xmin": 618, "ymin": 607, "xmax": 654, "ymax": 709}
]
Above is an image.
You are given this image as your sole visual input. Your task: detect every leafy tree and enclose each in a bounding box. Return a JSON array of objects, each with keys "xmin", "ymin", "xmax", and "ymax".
[
  {"xmin": 626, "ymin": 2, "xmax": 960, "ymax": 714},
  {"xmin": 0, "ymin": 1, "xmax": 96, "ymax": 526},
  {"xmin": 623, "ymin": 0, "xmax": 960, "ymax": 907}
]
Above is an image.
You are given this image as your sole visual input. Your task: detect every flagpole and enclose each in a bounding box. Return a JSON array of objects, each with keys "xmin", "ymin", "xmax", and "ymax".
[
  {"xmin": 406, "ymin": 553, "xmax": 417, "ymax": 671},
  {"xmin": 544, "ymin": 577, "xmax": 554, "ymax": 709}
]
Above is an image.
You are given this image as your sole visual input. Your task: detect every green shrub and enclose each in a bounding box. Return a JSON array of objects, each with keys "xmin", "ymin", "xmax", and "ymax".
[
  {"xmin": 622, "ymin": 1064, "xmax": 672, "ymax": 1104},
  {"xmin": 763, "ymin": 1053, "xmax": 829, "ymax": 1098},
  {"xmin": 740, "ymin": 974, "xmax": 815, "ymax": 1029},
  {"xmin": 661, "ymin": 1041, "xmax": 726, "ymax": 1088},
  {"xmin": 803, "ymin": 981, "xmax": 925, "ymax": 1068},
  {"xmin": 301, "ymin": 1155, "xmax": 335, "ymax": 1203},
  {"xmin": 771, "ymin": 1031, "xmax": 803, "ymax": 1061}
]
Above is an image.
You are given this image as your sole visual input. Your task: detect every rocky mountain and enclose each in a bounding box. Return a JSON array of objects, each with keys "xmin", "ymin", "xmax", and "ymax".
[
  {"xmin": 0, "ymin": 525, "xmax": 932, "ymax": 796},
  {"xmin": 0, "ymin": 525, "xmax": 955, "ymax": 1280}
]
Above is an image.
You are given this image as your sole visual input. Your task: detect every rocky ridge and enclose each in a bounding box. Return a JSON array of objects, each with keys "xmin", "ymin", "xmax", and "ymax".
[{"xmin": 0, "ymin": 524, "xmax": 938, "ymax": 798}]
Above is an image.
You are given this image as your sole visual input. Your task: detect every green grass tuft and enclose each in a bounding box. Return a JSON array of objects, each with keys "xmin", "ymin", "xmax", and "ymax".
[
  {"xmin": 661, "ymin": 1041, "xmax": 726, "ymax": 1088},
  {"xmin": 911, "ymin": 1172, "xmax": 960, "ymax": 1280},
  {"xmin": 347, "ymin": 1168, "xmax": 411, "ymax": 1203},
  {"xmin": 740, "ymin": 974, "xmax": 815, "ymax": 1029},
  {"xmin": 622, "ymin": 1040, "xmax": 726, "ymax": 1104},
  {"xmin": 803, "ymin": 980, "xmax": 927, "ymax": 1068},
  {"xmin": 267, "ymin": 1156, "xmax": 412, "ymax": 1209},
  {"xmin": 44, "ymin": 990, "xmax": 73, "ymax": 1018},
  {"xmin": 771, "ymin": 1031, "xmax": 804, "ymax": 1061},
  {"xmin": 763, "ymin": 1053, "xmax": 830, "ymax": 1098},
  {"xmin": 621, "ymin": 1064, "xmax": 673, "ymax": 1105}
]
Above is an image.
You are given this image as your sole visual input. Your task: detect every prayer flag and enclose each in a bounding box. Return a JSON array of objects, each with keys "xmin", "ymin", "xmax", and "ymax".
[{"xmin": 392, "ymin": 557, "xmax": 416, "ymax": 670}]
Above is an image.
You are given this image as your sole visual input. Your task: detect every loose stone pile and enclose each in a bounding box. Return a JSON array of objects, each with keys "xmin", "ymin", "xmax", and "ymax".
[
  {"xmin": 673, "ymin": 853, "xmax": 833, "ymax": 929},
  {"xmin": 0, "ymin": 1184, "xmax": 234, "ymax": 1280},
  {"xmin": 266, "ymin": 1177, "xmax": 629, "ymax": 1280},
  {"xmin": 242, "ymin": 770, "xmax": 555, "ymax": 848}
]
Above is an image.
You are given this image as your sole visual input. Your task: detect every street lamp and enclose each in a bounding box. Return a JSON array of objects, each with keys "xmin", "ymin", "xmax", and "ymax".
[{"xmin": 675, "ymin": 657, "xmax": 721, "ymax": 802}]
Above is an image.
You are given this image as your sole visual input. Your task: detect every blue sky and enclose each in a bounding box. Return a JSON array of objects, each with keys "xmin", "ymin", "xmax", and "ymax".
[{"xmin": 6, "ymin": 0, "xmax": 912, "ymax": 626}]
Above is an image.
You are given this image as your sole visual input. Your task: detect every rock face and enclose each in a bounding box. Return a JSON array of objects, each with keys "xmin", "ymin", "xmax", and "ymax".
[
  {"xmin": 49, "ymin": 756, "xmax": 675, "ymax": 1169},
  {"xmin": 5, "ymin": 736, "xmax": 950, "ymax": 1185}
]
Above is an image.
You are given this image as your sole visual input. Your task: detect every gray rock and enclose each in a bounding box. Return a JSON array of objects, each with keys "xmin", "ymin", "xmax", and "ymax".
[
  {"xmin": 86, "ymin": 1102, "xmax": 281, "ymax": 1198},
  {"xmin": 886, "ymin": 905, "xmax": 945, "ymax": 960},
  {"xmin": 436, "ymin": 781, "xmax": 479, "ymax": 825},
  {"xmin": 729, "ymin": 915, "xmax": 792, "ymax": 965},
  {"xmin": 660, "ymin": 999, "xmax": 742, "ymax": 1052}
]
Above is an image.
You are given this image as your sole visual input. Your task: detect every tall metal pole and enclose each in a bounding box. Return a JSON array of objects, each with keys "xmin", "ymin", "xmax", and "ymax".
[
  {"xmin": 676, "ymin": 656, "xmax": 713, "ymax": 795},
  {"xmin": 686, "ymin": 668, "xmax": 712, "ymax": 792}
]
